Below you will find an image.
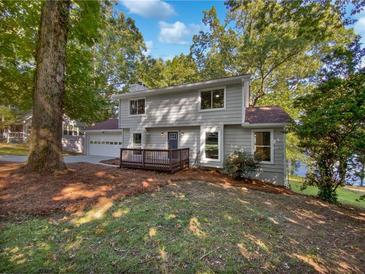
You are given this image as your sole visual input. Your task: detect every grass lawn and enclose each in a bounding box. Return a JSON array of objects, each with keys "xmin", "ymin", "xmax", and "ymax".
[
  {"xmin": 0, "ymin": 143, "xmax": 28, "ymax": 155},
  {"xmin": 289, "ymin": 176, "xmax": 365, "ymax": 209},
  {"xmin": 0, "ymin": 143, "xmax": 80, "ymax": 156},
  {"xmin": 1, "ymin": 164, "xmax": 364, "ymax": 273}
]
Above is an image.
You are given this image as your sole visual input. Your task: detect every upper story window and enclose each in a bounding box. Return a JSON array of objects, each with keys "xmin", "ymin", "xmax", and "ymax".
[
  {"xmin": 130, "ymin": 99, "xmax": 145, "ymax": 115},
  {"xmin": 253, "ymin": 131, "xmax": 273, "ymax": 163},
  {"xmin": 200, "ymin": 88, "xmax": 225, "ymax": 110}
]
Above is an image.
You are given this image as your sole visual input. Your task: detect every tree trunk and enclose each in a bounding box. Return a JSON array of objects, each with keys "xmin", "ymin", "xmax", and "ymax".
[{"xmin": 26, "ymin": 0, "xmax": 71, "ymax": 173}]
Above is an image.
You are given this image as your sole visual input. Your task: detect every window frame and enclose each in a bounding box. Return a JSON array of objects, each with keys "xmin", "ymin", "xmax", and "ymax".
[
  {"xmin": 198, "ymin": 87, "xmax": 226, "ymax": 112},
  {"xmin": 128, "ymin": 98, "xmax": 146, "ymax": 116},
  {"xmin": 132, "ymin": 132, "xmax": 142, "ymax": 148},
  {"xmin": 251, "ymin": 129, "xmax": 274, "ymax": 164},
  {"xmin": 201, "ymin": 126, "xmax": 222, "ymax": 163}
]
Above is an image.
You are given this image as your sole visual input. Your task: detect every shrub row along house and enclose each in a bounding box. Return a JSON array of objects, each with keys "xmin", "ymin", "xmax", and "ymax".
[{"xmin": 85, "ymin": 75, "xmax": 291, "ymax": 185}]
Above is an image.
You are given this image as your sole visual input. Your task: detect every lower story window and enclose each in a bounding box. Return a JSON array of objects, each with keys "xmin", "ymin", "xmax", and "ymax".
[
  {"xmin": 133, "ymin": 133, "xmax": 142, "ymax": 155},
  {"xmin": 253, "ymin": 131, "xmax": 272, "ymax": 162},
  {"xmin": 133, "ymin": 133, "xmax": 142, "ymax": 147},
  {"xmin": 205, "ymin": 132, "xmax": 219, "ymax": 160}
]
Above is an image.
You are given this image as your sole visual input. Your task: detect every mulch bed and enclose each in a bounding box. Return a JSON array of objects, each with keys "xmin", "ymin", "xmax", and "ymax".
[{"xmin": 0, "ymin": 161, "xmax": 293, "ymax": 217}]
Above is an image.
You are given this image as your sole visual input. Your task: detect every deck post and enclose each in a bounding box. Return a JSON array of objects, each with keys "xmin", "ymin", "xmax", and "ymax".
[
  {"xmin": 119, "ymin": 148, "xmax": 123, "ymax": 168},
  {"xmin": 142, "ymin": 149, "xmax": 145, "ymax": 167},
  {"xmin": 187, "ymin": 148, "xmax": 190, "ymax": 168},
  {"xmin": 169, "ymin": 149, "xmax": 173, "ymax": 173},
  {"xmin": 179, "ymin": 149, "xmax": 182, "ymax": 169}
]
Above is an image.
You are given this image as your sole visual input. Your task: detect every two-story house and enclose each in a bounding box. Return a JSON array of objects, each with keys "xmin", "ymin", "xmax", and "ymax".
[{"xmin": 85, "ymin": 75, "xmax": 291, "ymax": 185}]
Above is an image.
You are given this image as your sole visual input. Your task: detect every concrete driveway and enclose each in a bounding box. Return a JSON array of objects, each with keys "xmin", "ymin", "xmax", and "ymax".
[{"xmin": 0, "ymin": 155, "xmax": 114, "ymax": 165}]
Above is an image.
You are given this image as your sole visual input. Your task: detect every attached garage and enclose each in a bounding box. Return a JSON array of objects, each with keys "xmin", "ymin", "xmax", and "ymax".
[{"xmin": 84, "ymin": 119, "xmax": 123, "ymax": 157}]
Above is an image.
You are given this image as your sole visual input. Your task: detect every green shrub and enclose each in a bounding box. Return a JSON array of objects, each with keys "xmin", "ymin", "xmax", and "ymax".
[{"xmin": 224, "ymin": 151, "xmax": 259, "ymax": 180}]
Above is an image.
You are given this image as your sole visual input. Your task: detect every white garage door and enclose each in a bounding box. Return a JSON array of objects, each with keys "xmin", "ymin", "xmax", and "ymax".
[{"xmin": 87, "ymin": 132, "xmax": 123, "ymax": 157}]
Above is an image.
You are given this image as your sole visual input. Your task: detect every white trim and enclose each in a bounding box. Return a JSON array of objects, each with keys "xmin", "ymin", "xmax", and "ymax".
[
  {"xmin": 283, "ymin": 132, "xmax": 288, "ymax": 187},
  {"xmin": 84, "ymin": 129, "xmax": 123, "ymax": 133},
  {"xmin": 200, "ymin": 125, "xmax": 223, "ymax": 164},
  {"xmin": 112, "ymin": 75, "xmax": 251, "ymax": 99},
  {"xmin": 166, "ymin": 130, "xmax": 180, "ymax": 149},
  {"xmin": 198, "ymin": 87, "xmax": 226, "ymax": 112},
  {"xmin": 131, "ymin": 131, "xmax": 143, "ymax": 149},
  {"xmin": 242, "ymin": 123, "xmax": 288, "ymax": 128},
  {"xmin": 128, "ymin": 97, "xmax": 146, "ymax": 117},
  {"xmin": 244, "ymin": 79, "xmax": 250, "ymax": 108},
  {"xmin": 119, "ymin": 99, "xmax": 122, "ymax": 128},
  {"xmin": 251, "ymin": 129, "xmax": 274, "ymax": 165}
]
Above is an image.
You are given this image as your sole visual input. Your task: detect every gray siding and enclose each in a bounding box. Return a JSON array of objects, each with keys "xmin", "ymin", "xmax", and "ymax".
[
  {"xmin": 119, "ymin": 84, "xmax": 243, "ymax": 128},
  {"xmin": 125, "ymin": 127, "xmax": 200, "ymax": 165},
  {"xmin": 224, "ymin": 125, "xmax": 286, "ymax": 185}
]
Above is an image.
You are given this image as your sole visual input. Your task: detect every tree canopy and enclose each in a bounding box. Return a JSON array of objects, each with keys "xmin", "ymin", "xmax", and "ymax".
[{"xmin": 0, "ymin": 0, "xmax": 145, "ymax": 123}]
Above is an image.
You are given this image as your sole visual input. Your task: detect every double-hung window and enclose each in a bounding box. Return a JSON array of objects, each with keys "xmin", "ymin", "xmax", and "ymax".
[
  {"xmin": 132, "ymin": 133, "xmax": 142, "ymax": 155},
  {"xmin": 130, "ymin": 99, "xmax": 145, "ymax": 115},
  {"xmin": 205, "ymin": 131, "xmax": 219, "ymax": 160},
  {"xmin": 133, "ymin": 133, "xmax": 142, "ymax": 148},
  {"xmin": 253, "ymin": 131, "xmax": 273, "ymax": 163},
  {"xmin": 200, "ymin": 88, "xmax": 225, "ymax": 110}
]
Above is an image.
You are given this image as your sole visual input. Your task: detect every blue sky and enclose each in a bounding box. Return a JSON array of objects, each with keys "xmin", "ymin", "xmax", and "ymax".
[{"xmin": 117, "ymin": 0, "xmax": 365, "ymax": 60}]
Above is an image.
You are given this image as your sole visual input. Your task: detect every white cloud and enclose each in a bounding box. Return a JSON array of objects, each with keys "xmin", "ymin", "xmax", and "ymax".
[
  {"xmin": 158, "ymin": 21, "xmax": 204, "ymax": 45},
  {"xmin": 144, "ymin": 40, "xmax": 153, "ymax": 55},
  {"xmin": 121, "ymin": 0, "xmax": 175, "ymax": 19},
  {"xmin": 354, "ymin": 16, "xmax": 365, "ymax": 35}
]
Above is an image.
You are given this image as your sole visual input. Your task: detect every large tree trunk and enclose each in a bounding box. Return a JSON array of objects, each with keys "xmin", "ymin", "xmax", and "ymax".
[{"xmin": 27, "ymin": 0, "xmax": 71, "ymax": 173}]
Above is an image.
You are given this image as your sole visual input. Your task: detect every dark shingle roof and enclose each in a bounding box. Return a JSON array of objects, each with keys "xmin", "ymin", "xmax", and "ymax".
[
  {"xmin": 245, "ymin": 106, "xmax": 291, "ymax": 124},
  {"xmin": 85, "ymin": 119, "xmax": 119, "ymax": 130}
]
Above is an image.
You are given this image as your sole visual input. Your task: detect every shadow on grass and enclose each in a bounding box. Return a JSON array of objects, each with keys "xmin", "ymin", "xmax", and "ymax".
[{"xmin": 1, "ymin": 163, "xmax": 364, "ymax": 273}]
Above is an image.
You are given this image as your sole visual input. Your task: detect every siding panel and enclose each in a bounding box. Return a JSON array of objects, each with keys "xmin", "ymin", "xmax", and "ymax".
[
  {"xmin": 120, "ymin": 84, "xmax": 243, "ymax": 128},
  {"xmin": 224, "ymin": 126, "xmax": 286, "ymax": 185}
]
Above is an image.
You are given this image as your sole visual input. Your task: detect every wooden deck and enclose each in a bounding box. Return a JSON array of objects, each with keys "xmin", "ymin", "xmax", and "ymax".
[{"xmin": 119, "ymin": 148, "xmax": 189, "ymax": 173}]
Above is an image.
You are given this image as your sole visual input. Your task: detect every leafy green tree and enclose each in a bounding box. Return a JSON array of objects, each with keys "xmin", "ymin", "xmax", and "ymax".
[
  {"xmin": 293, "ymin": 72, "xmax": 365, "ymax": 202},
  {"xmin": 137, "ymin": 54, "xmax": 200, "ymax": 88},
  {"xmin": 0, "ymin": 0, "xmax": 41, "ymax": 111},
  {"xmin": 0, "ymin": 0, "xmax": 145, "ymax": 123},
  {"xmin": 191, "ymin": 0, "xmax": 362, "ymax": 170},
  {"xmin": 27, "ymin": 0, "xmax": 71, "ymax": 172},
  {"xmin": 191, "ymin": 0, "xmax": 357, "ymax": 105}
]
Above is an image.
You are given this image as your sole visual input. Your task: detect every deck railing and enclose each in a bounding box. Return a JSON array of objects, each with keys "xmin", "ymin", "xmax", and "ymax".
[{"xmin": 120, "ymin": 148, "xmax": 189, "ymax": 173}]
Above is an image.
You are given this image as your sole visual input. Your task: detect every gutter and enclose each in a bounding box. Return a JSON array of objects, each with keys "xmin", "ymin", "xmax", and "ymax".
[
  {"xmin": 112, "ymin": 75, "xmax": 251, "ymax": 99},
  {"xmin": 84, "ymin": 129, "xmax": 124, "ymax": 133},
  {"xmin": 241, "ymin": 122, "xmax": 288, "ymax": 128}
]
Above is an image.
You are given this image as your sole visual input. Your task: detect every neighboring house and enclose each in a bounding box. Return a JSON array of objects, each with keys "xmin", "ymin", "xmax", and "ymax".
[
  {"xmin": 85, "ymin": 75, "xmax": 291, "ymax": 185},
  {"xmin": 0, "ymin": 114, "xmax": 85, "ymax": 153}
]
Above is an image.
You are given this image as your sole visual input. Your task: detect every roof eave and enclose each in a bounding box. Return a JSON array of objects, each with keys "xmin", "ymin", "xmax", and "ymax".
[
  {"xmin": 84, "ymin": 129, "xmax": 123, "ymax": 132},
  {"xmin": 241, "ymin": 122, "xmax": 289, "ymax": 128},
  {"xmin": 112, "ymin": 75, "xmax": 251, "ymax": 99}
]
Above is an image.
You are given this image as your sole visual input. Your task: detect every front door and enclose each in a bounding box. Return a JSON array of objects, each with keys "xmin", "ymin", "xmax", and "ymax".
[{"xmin": 168, "ymin": 132, "xmax": 178, "ymax": 149}]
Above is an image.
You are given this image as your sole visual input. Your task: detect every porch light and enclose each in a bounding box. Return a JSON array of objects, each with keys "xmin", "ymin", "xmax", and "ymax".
[
  {"xmin": 180, "ymin": 132, "xmax": 184, "ymax": 136},
  {"xmin": 160, "ymin": 131, "xmax": 165, "ymax": 136}
]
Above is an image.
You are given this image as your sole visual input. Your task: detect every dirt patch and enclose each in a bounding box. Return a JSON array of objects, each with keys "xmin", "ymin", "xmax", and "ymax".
[
  {"xmin": 100, "ymin": 158, "xmax": 293, "ymax": 195},
  {"xmin": 0, "ymin": 162, "xmax": 292, "ymax": 216}
]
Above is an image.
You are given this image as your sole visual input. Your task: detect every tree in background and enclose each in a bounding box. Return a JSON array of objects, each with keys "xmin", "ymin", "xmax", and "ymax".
[
  {"xmin": 0, "ymin": 0, "xmax": 145, "ymax": 124},
  {"xmin": 0, "ymin": 0, "xmax": 41, "ymax": 112},
  {"xmin": 26, "ymin": 0, "xmax": 71, "ymax": 172},
  {"xmin": 191, "ymin": 0, "xmax": 363, "ymax": 169},
  {"xmin": 294, "ymin": 73, "xmax": 364, "ymax": 202},
  {"xmin": 137, "ymin": 54, "xmax": 200, "ymax": 88},
  {"xmin": 65, "ymin": 3, "xmax": 145, "ymax": 122}
]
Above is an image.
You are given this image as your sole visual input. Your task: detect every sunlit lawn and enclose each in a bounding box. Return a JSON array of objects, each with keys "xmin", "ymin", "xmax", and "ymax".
[
  {"xmin": 289, "ymin": 176, "xmax": 365, "ymax": 209},
  {"xmin": 0, "ymin": 143, "xmax": 29, "ymax": 155},
  {"xmin": 0, "ymin": 143, "xmax": 80, "ymax": 156},
  {"xmin": 1, "ymin": 181, "xmax": 364, "ymax": 273}
]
